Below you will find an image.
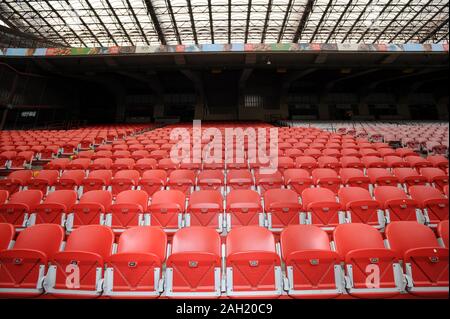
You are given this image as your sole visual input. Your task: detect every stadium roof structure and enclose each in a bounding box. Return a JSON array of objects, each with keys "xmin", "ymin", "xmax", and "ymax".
[{"xmin": 0, "ymin": 0, "xmax": 448, "ymax": 48}]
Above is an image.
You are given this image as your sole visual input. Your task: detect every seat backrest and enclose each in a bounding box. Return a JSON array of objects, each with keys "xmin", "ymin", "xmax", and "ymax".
[
  {"xmin": 339, "ymin": 168, "xmax": 365, "ymax": 179},
  {"xmin": 226, "ymin": 189, "xmax": 261, "ymax": 207},
  {"xmin": 142, "ymin": 169, "xmax": 167, "ymax": 181},
  {"xmin": 79, "ymin": 190, "xmax": 112, "ymax": 210},
  {"xmin": 43, "ymin": 190, "xmax": 77, "ymax": 209},
  {"xmin": 7, "ymin": 170, "xmax": 33, "ymax": 182},
  {"xmin": 64, "ymin": 225, "xmax": 114, "ymax": 258},
  {"xmin": 301, "ymin": 187, "xmax": 336, "ymax": 207},
  {"xmin": 226, "ymin": 226, "xmax": 276, "ymax": 256},
  {"xmin": 280, "ymin": 225, "xmax": 331, "ymax": 259},
  {"xmin": 283, "ymin": 169, "xmax": 310, "ymax": 181},
  {"xmin": 227, "ymin": 169, "xmax": 253, "ymax": 180},
  {"xmin": 117, "ymin": 226, "xmax": 167, "ymax": 262},
  {"xmin": 115, "ymin": 190, "xmax": 149, "ymax": 210},
  {"xmin": 312, "ymin": 168, "xmax": 339, "ymax": 180},
  {"xmin": 169, "ymin": 170, "xmax": 196, "ymax": 182},
  {"xmin": 60, "ymin": 170, "xmax": 85, "ymax": 182},
  {"xmin": 151, "ymin": 190, "xmax": 185, "ymax": 209},
  {"xmin": 386, "ymin": 221, "xmax": 440, "ymax": 256},
  {"xmin": 334, "ymin": 223, "xmax": 386, "ymax": 259},
  {"xmin": 34, "ymin": 170, "xmax": 59, "ymax": 182},
  {"xmin": 0, "ymin": 190, "xmax": 9, "ymax": 205},
  {"xmin": 136, "ymin": 158, "xmax": 157, "ymax": 166},
  {"xmin": 338, "ymin": 187, "xmax": 373, "ymax": 206},
  {"xmin": 13, "ymin": 224, "xmax": 65, "ymax": 257},
  {"xmin": 171, "ymin": 227, "xmax": 221, "ymax": 256},
  {"xmin": 198, "ymin": 170, "xmax": 224, "ymax": 181},
  {"xmin": 409, "ymin": 185, "xmax": 446, "ymax": 204},
  {"xmin": 0, "ymin": 223, "xmax": 14, "ymax": 250},
  {"xmin": 420, "ymin": 167, "xmax": 446, "ymax": 178},
  {"xmin": 189, "ymin": 190, "xmax": 223, "ymax": 207},
  {"xmin": 264, "ymin": 189, "xmax": 298, "ymax": 207},
  {"xmin": 87, "ymin": 169, "xmax": 113, "ymax": 182},
  {"xmin": 114, "ymin": 169, "xmax": 140, "ymax": 181},
  {"xmin": 373, "ymin": 186, "xmax": 409, "ymax": 205},
  {"xmin": 8, "ymin": 190, "xmax": 43, "ymax": 210}
]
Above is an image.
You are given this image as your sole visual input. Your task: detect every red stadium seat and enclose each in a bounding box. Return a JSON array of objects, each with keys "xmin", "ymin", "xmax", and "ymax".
[
  {"xmin": 158, "ymin": 158, "xmax": 178, "ymax": 174},
  {"xmin": 67, "ymin": 190, "xmax": 112, "ymax": 231},
  {"xmin": 404, "ymin": 156, "xmax": 433, "ymax": 170},
  {"xmin": 367, "ymin": 168, "xmax": 399, "ymax": 187},
  {"xmin": 409, "ymin": 185, "xmax": 449, "ymax": 226},
  {"xmin": 104, "ymin": 227, "xmax": 167, "ymax": 298},
  {"xmin": 255, "ymin": 170, "xmax": 283, "ymax": 194},
  {"xmin": 226, "ymin": 226, "xmax": 282, "ymax": 297},
  {"xmin": 148, "ymin": 190, "xmax": 185, "ymax": 232},
  {"xmin": 384, "ymin": 156, "xmax": 409, "ymax": 168},
  {"xmin": 340, "ymin": 156, "xmax": 364, "ymax": 169},
  {"xmin": 66, "ymin": 158, "xmax": 91, "ymax": 170},
  {"xmin": 32, "ymin": 190, "xmax": 77, "ymax": 226},
  {"xmin": 46, "ymin": 158, "xmax": 71, "ymax": 170},
  {"xmin": 131, "ymin": 150, "xmax": 150, "ymax": 161},
  {"xmin": 28, "ymin": 170, "xmax": 59, "ymax": 195},
  {"xmin": 420, "ymin": 167, "xmax": 448, "ymax": 192},
  {"xmin": 386, "ymin": 221, "xmax": 448, "ymax": 297},
  {"xmin": 0, "ymin": 190, "xmax": 43, "ymax": 228},
  {"xmin": 138, "ymin": 170, "xmax": 167, "ymax": 197},
  {"xmin": 295, "ymin": 156, "xmax": 318, "ymax": 174},
  {"xmin": 280, "ymin": 225, "xmax": 343, "ymax": 298},
  {"xmin": 302, "ymin": 188, "xmax": 343, "ymax": 230},
  {"xmin": 166, "ymin": 227, "xmax": 221, "ymax": 298},
  {"xmin": 82, "ymin": 170, "xmax": 112, "ymax": 193},
  {"xmin": 396, "ymin": 148, "xmax": 419, "ymax": 158},
  {"xmin": 277, "ymin": 157, "xmax": 295, "ymax": 173},
  {"xmin": 0, "ymin": 223, "xmax": 14, "ymax": 250},
  {"xmin": 111, "ymin": 170, "xmax": 140, "ymax": 196},
  {"xmin": 374, "ymin": 186, "xmax": 422, "ymax": 223},
  {"xmin": 227, "ymin": 169, "xmax": 254, "ymax": 190},
  {"xmin": 312, "ymin": 168, "xmax": 341, "ymax": 194},
  {"xmin": 197, "ymin": 170, "xmax": 225, "ymax": 191},
  {"xmin": 45, "ymin": 225, "xmax": 114, "ymax": 297},
  {"xmin": 361, "ymin": 156, "xmax": 387, "ymax": 168},
  {"xmin": 304, "ymin": 148, "xmax": 322, "ymax": 159},
  {"xmin": 226, "ymin": 189, "xmax": 263, "ymax": 230},
  {"xmin": 134, "ymin": 158, "xmax": 157, "ymax": 174},
  {"xmin": 111, "ymin": 158, "xmax": 135, "ymax": 173},
  {"xmin": 112, "ymin": 150, "xmax": 131, "ymax": 160},
  {"xmin": 394, "ymin": 168, "xmax": 428, "ymax": 189},
  {"xmin": 264, "ymin": 189, "xmax": 301, "ymax": 232},
  {"xmin": 338, "ymin": 187, "xmax": 384, "ymax": 228},
  {"xmin": 283, "ymin": 169, "xmax": 312, "ymax": 195},
  {"xmin": 108, "ymin": 190, "xmax": 149, "ymax": 232},
  {"xmin": 0, "ymin": 151, "xmax": 16, "ymax": 168},
  {"xmin": 0, "ymin": 224, "xmax": 64, "ymax": 297},
  {"xmin": 10, "ymin": 151, "xmax": 34, "ymax": 168},
  {"xmin": 186, "ymin": 190, "xmax": 224, "ymax": 231},
  {"xmin": 427, "ymin": 155, "xmax": 449, "ymax": 170},
  {"xmin": 438, "ymin": 220, "xmax": 449, "ymax": 248},
  {"xmin": 89, "ymin": 158, "xmax": 113, "ymax": 170},
  {"xmin": 167, "ymin": 170, "xmax": 196, "ymax": 196},
  {"xmin": 0, "ymin": 170, "xmax": 33, "ymax": 194},
  {"xmin": 339, "ymin": 168, "xmax": 370, "ymax": 190},
  {"xmin": 334, "ymin": 223, "xmax": 402, "ymax": 298},
  {"xmin": 55, "ymin": 170, "xmax": 85, "ymax": 192},
  {"xmin": 318, "ymin": 156, "xmax": 341, "ymax": 173}
]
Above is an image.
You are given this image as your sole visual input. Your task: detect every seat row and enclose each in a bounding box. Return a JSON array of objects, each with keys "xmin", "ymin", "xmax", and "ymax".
[
  {"xmin": 0, "ymin": 185, "xmax": 447, "ymax": 234},
  {"xmin": 0, "ymin": 222, "xmax": 447, "ymax": 299}
]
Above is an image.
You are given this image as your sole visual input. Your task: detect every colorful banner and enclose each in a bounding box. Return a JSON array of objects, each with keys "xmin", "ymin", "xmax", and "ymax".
[{"xmin": 0, "ymin": 43, "xmax": 448, "ymax": 57}]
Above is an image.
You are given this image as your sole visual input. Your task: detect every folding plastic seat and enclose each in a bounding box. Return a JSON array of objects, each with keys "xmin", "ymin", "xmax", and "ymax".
[
  {"xmin": 374, "ymin": 186, "xmax": 423, "ymax": 223},
  {"xmin": 103, "ymin": 227, "xmax": 167, "ymax": 298},
  {"xmin": 264, "ymin": 189, "xmax": 301, "ymax": 232},
  {"xmin": 394, "ymin": 167, "xmax": 428, "ymax": 189},
  {"xmin": 311, "ymin": 168, "xmax": 341, "ymax": 194},
  {"xmin": 186, "ymin": 190, "xmax": 224, "ymax": 232},
  {"xmin": 10, "ymin": 151, "xmax": 34, "ymax": 168},
  {"xmin": 133, "ymin": 158, "xmax": 157, "ymax": 175},
  {"xmin": 77, "ymin": 151, "xmax": 94, "ymax": 159},
  {"xmin": 334, "ymin": 223, "xmax": 403, "ymax": 298},
  {"xmin": 66, "ymin": 158, "xmax": 91, "ymax": 170},
  {"xmin": 409, "ymin": 185, "xmax": 449, "ymax": 226},
  {"xmin": 280, "ymin": 225, "xmax": 343, "ymax": 298},
  {"xmin": 339, "ymin": 168, "xmax": 370, "ymax": 190},
  {"xmin": 378, "ymin": 148, "xmax": 397, "ymax": 158},
  {"xmin": 295, "ymin": 156, "xmax": 318, "ymax": 174},
  {"xmin": 197, "ymin": 170, "xmax": 225, "ymax": 192},
  {"xmin": 0, "ymin": 170, "xmax": 33, "ymax": 194},
  {"xmin": 384, "ymin": 156, "xmax": 408, "ymax": 168},
  {"xmin": 367, "ymin": 168, "xmax": 398, "ymax": 188},
  {"xmin": 254, "ymin": 170, "xmax": 283, "ymax": 194},
  {"xmin": 302, "ymin": 188, "xmax": 343, "ymax": 230},
  {"xmin": 148, "ymin": 190, "xmax": 185, "ymax": 232},
  {"xmin": 31, "ymin": 190, "xmax": 77, "ymax": 226},
  {"xmin": 167, "ymin": 170, "xmax": 196, "ymax": 196},
  {"xmin": 27, "ymin": 170, "xmax": 59, "ymax": 194},
  {"xmin": 0, "ymin": 190, "xmax": 8, "ymax": 205},
  {"xmin": 396, "ymin": 148, "xmax": 419, "ymax": 158},
  {"xmin": 41, "ymin": 146, "xmax": 61, "ymax": 159},
  {"xmin": 438, "ymin": 220, "xmax": 449, "ymax": 248},
  {"xmin": 283, "ymin": 169, "xmax": 312, "ymax": 196},
  {"xmin": 420, "ymin": 167, "xmax": 448, "ymax": 192},
  {"xmin": 0, "ymin": 223, "xmax": 14, "ymax": 251},
  {"xmin": 0, "ymin": 190, "xmax": 43, "ymax": 228},
  {"xmin": 338, "ymin": 187, "xmax": 384, "ymax": 228},
  {"xmin": 111, "ymin": 158, "xmax": 135, "ymax": 174},
  {"xmin": 285, "ymin": 148, "xmax": 303, "ymax": 159},
  {"xmin": 137, "ymin": 170, "xmax": 166, "ymax": 197},
  {"xmin": 46, "ymin": 158, "xmax": 71, "ymax": 170},
  {"xmin": 341, "ymin": 148, "xmax": 360, "ymax": 158},
  {"xmin": 157, "ymin": 158, "xmax": 178, "ymax": 174},
  {"xmin": 405, "ymin": 156, "xmax": 433, "ymax": 170},
  {"xmin": 317, "ymin": 156, "xmax": 341, "ymax": 173},
  {"xmin": 293, "ymin": 142, "xmax": 308, "ymax": 151},
  {"xmin": 0, "ymin": 151, "xmax": 16, "ymax": 168},
  {"xmin": 303, "ymin": 148, "xmax": 322, "ymax": 159},
  {"xmin": 340, "ymin": 156, "xmax": 364, "ymax": 169},
  {"xmin": 361, "ymin": 156, "xmax": 387, "ymax": 169},
  {"xmin": 226, "ymin": 189, "xmax": 262, "ymax": 230},
  {"xmin": 150, "ymin": 150, "xmax": 168, "ymax": 161},
  {"xmin": 55, "ymin": 170, "xmax": 85, "ymax": 194},
  {"xmin": 225, "ymin": 226, "xmax": 282, "ymax": 297},
  {"xmin": 111, "ymin": 170, "xmax": 140, "ymax": 196},
  {"xmin": 111, "ymin": 150, "xmax": 131, "ymax": 160},
  {"xmin": 0, "ymin": 224, "xmax": 64, "ymax": 297},
  {"xmin": 130, "ymin": 150, "xmax": 149, "ymax": 161},
  {"xmin": 276, "ymin": 157, "xmax": 295, "ymax": 173},
  {"xmin": 81, "ymin": 169, "xmax": 112, "ymax": 193},
  {"xmin": 67, "ymin": 190, "xmax": 112, "ymax": 231},
  {"xmin": 92, "ymin": 150, "xmax": 113, "ymax": 160},
  {"xmin": 427, "ymin": 155, "xmax": 449, "ymax": 170},
  {"xmin": 225, "ymin": 169, "xmax": 253, "ymax": 191},
  {"xmin": 44, "ymin": 225, "xmax": 114, "ymax": 297},
  {"xmin": 385, "ymin": 221, "xmax": 448, "ymax": 297},
  {"xmin": 225, "ymin": 157, "xmax": 248, "ymax": 170},
  {"xmin": 61, "ymin": 141, "xmax": 79, "ymax": 154}
]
